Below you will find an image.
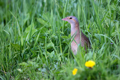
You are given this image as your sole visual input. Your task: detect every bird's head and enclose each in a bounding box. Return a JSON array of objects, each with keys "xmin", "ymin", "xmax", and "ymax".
[{"xmin": 62, "ymin": 16, "xmax": 79, "ymax": 24}]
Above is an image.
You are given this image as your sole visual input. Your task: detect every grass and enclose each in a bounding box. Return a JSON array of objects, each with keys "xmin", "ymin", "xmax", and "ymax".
[{"xmin": 0, "ymin": 0, "xmax": 120, "ymax": 80}]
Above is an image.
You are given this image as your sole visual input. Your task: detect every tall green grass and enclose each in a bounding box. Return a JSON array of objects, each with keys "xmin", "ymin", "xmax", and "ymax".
[{"xmin": 0, "ymin": 0, "xmax": 120, "ymax": 80}]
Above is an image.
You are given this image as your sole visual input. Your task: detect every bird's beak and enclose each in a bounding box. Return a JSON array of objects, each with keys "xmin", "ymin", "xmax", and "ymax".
[{"xmin": 62, "ymin": 17, "xmax": 68, "ymax": 21}]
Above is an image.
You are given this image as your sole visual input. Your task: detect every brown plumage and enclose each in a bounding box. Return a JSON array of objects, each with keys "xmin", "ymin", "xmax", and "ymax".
[{"xmin": 62, "ymin": 16, "xmax": 90, "ymax": 55}]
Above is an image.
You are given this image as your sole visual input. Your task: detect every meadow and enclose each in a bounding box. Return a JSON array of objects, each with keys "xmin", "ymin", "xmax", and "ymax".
[{"xmin": 0, "ymin": 0, "xmax": 120, "ymax": 80}]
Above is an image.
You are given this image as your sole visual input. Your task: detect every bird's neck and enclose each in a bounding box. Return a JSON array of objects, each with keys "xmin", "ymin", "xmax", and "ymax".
[{"xmin": 71, "ymin": 23, "xmax": 80, "ymax": 37}]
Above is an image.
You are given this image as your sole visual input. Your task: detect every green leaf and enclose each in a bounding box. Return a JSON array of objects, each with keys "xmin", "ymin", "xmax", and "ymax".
[
  {"xmin": 25, "ymin": 23, "xmax": 37, "ymax": 35},
  {"xmin": 47, "ymin": 42, "xmax": 54, "ymax": 49},
  {"xmin": 11, "ymin": 43, "xmax": 20, "ymax": 51},
  {"xmin": 19, "ymin": 62, "xmax": 27, "ymax": 66},
  {"xmin": 37, "ymin": 18, "xmax": 47, "ymax": 25},
  {"xmin": 25, "ymin": 23, "xmax": 37, "ymax": 41},
  {"xmin": 37, "ymin": 18, "xmax": 51, "ymax": 27}
]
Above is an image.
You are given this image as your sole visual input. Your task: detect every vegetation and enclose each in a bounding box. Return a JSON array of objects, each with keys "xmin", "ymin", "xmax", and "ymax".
[{"xmin": 0, "ymin": 0, "xmax": 120, "ymax": 80}]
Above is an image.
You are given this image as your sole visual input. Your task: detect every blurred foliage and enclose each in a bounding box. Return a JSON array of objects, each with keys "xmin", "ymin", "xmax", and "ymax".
[{"xmin": 0, "ymin": 0, "xmax": 120, "ymax": 80}]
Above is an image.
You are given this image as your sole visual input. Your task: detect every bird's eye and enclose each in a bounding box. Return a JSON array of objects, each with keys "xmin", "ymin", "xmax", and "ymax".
[{"xmin": 69, "ymin": 17, "xmax": 72, "ymax": 19}]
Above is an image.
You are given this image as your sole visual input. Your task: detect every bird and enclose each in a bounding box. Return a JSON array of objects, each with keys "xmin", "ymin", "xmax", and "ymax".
[{"xmin": 62, "ymin": 16, "xmax": 90, "ymax": 55}]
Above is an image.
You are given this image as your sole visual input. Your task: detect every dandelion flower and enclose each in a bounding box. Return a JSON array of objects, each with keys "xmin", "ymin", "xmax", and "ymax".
[
  {"xmin": 85, "ymin": 60, "xmax": 95, "ymax": 68},
  {"xmin": 72, "ymin": 68, "xmax": 78, "ymax": 75}
]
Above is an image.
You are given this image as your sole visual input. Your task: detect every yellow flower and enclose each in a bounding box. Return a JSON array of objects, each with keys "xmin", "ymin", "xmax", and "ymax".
[
  {"xmin": 85, "ymin": 60, "xmax": 95, "ymax": 68},
  {"xmin": 72, "ymin": 68, "xmax": 78, "ymax": 75}
]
